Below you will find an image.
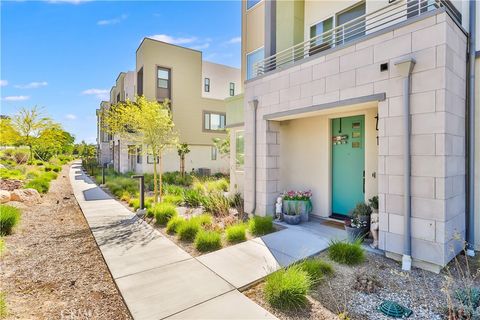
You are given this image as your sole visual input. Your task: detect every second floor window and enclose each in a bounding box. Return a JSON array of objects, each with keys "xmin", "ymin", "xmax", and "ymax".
[
  {"xmin": 204, "ymin": 112, "xmax": 226, "ymax": 131},
  {"xmin": 157, "ymin": 67, "xmax": 170, "ymax": 89},
  {"xmin": 229, "ymin": 82, "xmax": 235, "ymax": 96},
  {"xmin": 246, "ymin": 47, "xmax": 264, "ymax": 80},
  {"xmin": 204, "ymin": 78, "xmax": 210, "ymax": 92}
]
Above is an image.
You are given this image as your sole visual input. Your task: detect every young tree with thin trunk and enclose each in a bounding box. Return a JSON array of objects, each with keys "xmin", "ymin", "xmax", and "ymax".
[
  {"xmin": 101, "ymin": 96, "xmax": 178, "ymax": 203},
  {"xmin": 177, "ymin": 143, "xmax": 190, "ymax": 177}
]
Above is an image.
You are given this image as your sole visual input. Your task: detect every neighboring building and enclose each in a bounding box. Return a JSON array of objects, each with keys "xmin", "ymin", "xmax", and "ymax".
[
  {"xmin": 228, "ymin": 0, "xmax": 479, "ymax": 272},
  {"xmin": 97, "ymin": 38, "xmax": 241, "ymax": 175}
]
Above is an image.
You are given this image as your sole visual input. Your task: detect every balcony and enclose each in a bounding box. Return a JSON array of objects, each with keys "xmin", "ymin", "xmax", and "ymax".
[{"xmin": 253, "ymin": 0, "xmax": 462, "ymax": 78}]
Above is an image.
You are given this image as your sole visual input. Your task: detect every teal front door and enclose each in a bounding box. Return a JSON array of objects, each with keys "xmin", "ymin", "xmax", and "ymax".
[{"xmin": 331, "ymin": 115, "xmax": 365, "ymax": 217}]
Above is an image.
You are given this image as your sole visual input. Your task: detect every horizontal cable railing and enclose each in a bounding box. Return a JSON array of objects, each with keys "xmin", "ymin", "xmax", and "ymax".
[{"xmin": 253, "ymin": 0, "xmax": 461, "ymax": 78}]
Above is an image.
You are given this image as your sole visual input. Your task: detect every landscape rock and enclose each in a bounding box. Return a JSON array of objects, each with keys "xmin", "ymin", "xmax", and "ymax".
[
  {"xmin": 10, "ymin": 188, "xmax": 41, "ymax": 203},
  {"xmin": 0, "ymin": 179, "xmax": 24, "ymax": 191},
  {"xmin": 0, "ymin": 190, "xmax": 11, "ymax": 203}
]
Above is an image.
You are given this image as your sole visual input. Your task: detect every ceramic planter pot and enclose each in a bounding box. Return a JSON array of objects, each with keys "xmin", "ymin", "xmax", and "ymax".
[
  {"xmin": 283, "ymin": 199, "xmax": 310, "ymax": 222},
  {"xmin": 345, "ymin": 225, "xmax": 368, "ymax": 242},
  {"xmin": 283, "ymin": 213, "xmax": 301, "ymax": 225}
]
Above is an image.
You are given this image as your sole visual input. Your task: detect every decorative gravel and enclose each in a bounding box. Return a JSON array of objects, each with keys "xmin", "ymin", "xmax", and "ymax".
[
  {"xmin": 245, "ymin": 250, "xmax": 479, "ymax": 320},
  {"xmin": 0, "ymin": 165, "xmax": 131, "ymax": 319}
]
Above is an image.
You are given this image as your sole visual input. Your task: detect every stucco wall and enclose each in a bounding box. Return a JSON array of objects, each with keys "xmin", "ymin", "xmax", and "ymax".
[
  {"xmin": 123, "ymin": 71, "xmax": 135, "ymax": 101},
  {"xmin": 202, "ymin": 61, "xmax": 241, "ymax": 100},
  {"xmin": 241, "ymin": 0, "xmax": 265, "ymax": 84},
  {"xmin": 244, "ymin": 11, "xmax": 467, "ymax": 269}
]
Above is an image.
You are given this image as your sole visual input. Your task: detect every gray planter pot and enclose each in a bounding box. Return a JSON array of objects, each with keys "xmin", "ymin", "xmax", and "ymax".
[
  {"xmin": 345, "ymin": 225, "xmax": 368, "ymax": 242},
  {"xmin": 283, "ymin": 199, "xmax": 310, "ymax": 222},
  {"xmin": 283, "ymin": 214, "xmax": 301, "ymax": 225}
]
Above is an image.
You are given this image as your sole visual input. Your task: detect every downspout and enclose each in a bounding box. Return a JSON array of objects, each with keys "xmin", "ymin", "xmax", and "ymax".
[
  {"xmin": 466, "ymin": 0, "xmax": 476, "ymax": 257},
  {"xmin": 395, "ymin": 58, "xmax": 416, "ymax": 271},
  {"xmin": 250, "ymin": 99, "xmax": 259, "ymax": 215}
]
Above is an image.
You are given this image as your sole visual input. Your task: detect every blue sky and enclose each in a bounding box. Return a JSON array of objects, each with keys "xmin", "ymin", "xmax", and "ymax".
[{"xmin": 0, "ymin": 0, "xmax": 241, "ymax": 143}]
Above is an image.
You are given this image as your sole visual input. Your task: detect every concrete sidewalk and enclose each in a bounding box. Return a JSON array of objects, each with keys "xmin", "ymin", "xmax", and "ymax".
[{"xmin": 70, "ymin": 163, "xmax": 275, "ymax": 320}]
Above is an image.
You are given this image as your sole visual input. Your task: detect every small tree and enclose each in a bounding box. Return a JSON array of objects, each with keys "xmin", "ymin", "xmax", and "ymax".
[
  {"xmin": 11, "ymin": 106, "xmax": 53, "ymax": 160},
  {"xmin": 0, "ymin": 117, "xmax": 21, "ymax": 146},
  {"xmin": 177, "ymin": 143, "xmax": 190, "ymax": 177},
  {"xmin": 102, "ymin": 96, "xmax": 178, "ymax": 203}
]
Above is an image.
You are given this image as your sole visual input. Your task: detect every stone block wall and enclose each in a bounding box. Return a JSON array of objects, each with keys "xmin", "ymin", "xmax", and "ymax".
[{"xmin": 244, "ymin": 11, "xmax": 467, "ymax": 268}]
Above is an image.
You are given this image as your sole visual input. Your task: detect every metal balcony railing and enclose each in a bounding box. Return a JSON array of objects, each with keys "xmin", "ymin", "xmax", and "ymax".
[{"xmin": 253, "ymin": 0, "xmax": 462, "ymax": 78}]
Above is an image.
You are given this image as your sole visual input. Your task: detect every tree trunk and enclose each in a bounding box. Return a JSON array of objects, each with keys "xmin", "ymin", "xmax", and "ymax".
[
  {"xmin": 153, "ymin": 153, "xmax": 158, "ymax": 204},
  {"xmin": 158, "ymin": 152, "xmax": 163, "ymax": 202},
  {"xmin": 180, "ymin": 155, "xmax": 185, "ymax": 177}
]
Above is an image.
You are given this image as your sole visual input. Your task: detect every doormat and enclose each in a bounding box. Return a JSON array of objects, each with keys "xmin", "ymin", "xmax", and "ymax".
[{"xmin": 320, "ymin": 219, "xmax": 345, "ymax": 230}]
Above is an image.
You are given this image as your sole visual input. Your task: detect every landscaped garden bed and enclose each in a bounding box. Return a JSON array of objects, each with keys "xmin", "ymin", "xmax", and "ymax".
[
  {"xmin": 91, "ymin": 169, "xmax": 279, "ymax": 256},
  {"xmin": 244, "ymin": 239, "xmax": 480, "ymax": 320}
]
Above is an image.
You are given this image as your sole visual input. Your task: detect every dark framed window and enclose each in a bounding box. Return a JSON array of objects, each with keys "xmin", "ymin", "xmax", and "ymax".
[
  {"xmin": 204, "ymin": 112, "xmax": 226, "ymax": 131},
  {"xmin": 211, "ymin": 146, "xmax": 217, "ymax": 160},
  {"xmin": 137, "ymin": 67, "xmax": 143, "ymax": 96},
  {"xmin": 157, "ymin": 67, "xmax": 170, "ymax": 89},
  {"xmin": 204, "ymin": 78, "xmax": 210, "ymax": 92},
  {"xmin": 136, "ymin": 146, "xmax": 142, "ymax": 164},
  {"xmin": 229, "ymin": 82, "xmax": 235, "ymax": 96}
]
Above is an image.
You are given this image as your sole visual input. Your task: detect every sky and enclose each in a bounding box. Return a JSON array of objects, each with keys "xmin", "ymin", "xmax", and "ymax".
[{"xmin": 0, "ymin": 0, "xmax": 242, "ymax": 143}]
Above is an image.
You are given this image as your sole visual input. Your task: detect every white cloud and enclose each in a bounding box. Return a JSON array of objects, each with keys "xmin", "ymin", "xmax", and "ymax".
[
  {"xmin": 147, "ymin": 34, "xmax": 197, "ymax": 45},
  {"xmin": 97, "ymin": 14, "xmax": 127, "ymax": 26},
  {"xmin": 82, "ymin": 88, "xmax": 109, "ymax": 100},
  {"xmin": 3, "ymin": 95, "xmax": 30, "ymax": 101},
  {"xmin": 65, "ymin": 114, "xmax": 77, "ymax": 120},
  {"xmin": 14, "ymin": 81, "xmax": 48, "ymax": 89},
  {"xmin": 46, "ymin": 0, "xmax": 90, "ymax": 4},
  {"xmin": 191, "ymin": 43, "xmax": 210, "ymax": 50},
  {"xmin": 0, "ymin": 80, "xmax": 8, "ymax": 87},
  {"xmin": 225, "ymin": 36, "xmax": 241, "ymax": 44}
]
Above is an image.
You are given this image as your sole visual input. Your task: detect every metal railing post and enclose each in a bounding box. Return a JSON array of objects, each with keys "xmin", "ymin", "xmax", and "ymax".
[{"xmin": 132, "ymin": 175, "xmax": 145, "ymax": 210}]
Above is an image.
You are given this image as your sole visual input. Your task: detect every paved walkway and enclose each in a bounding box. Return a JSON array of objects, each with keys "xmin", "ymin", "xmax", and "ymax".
[{"xmin": 70, "ymin": 162, "xmax": 338, "ymax": 319}]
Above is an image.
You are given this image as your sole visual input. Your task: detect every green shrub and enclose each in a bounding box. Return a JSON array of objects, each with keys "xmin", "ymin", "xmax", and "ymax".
[
  {"xmin": 177, "ymin": 219, "xmax": 201, "ymax": 242},
  {"xmin": 0, "ymin": 291, "xmax": 7, "ymax": 318},
  {"xmin": 0, "ymin": 168, "xmax": 25, "ymax": 180},
  {"xmin": 25, "ymin": 177, "xmax": 50, "ymax": 193},
  {"xmin": 265, "ymin": 265, "xmax": 312, "ymax": 311},
  {"xmin": 205, "ymin": 178, "xmax": 229, "ymax": 193},
  {"xmin": 166, "ymin": 216, "xmax": 185, "ymax": 234},
  {"xmin": 0, "ymin": 205, "xmax": 21, "ymax": 235},
  {"xmin": 44, "ymin": 164, "xmax": 60, "ymax": 172},
  {"xmin": 120, "ymin": 191, "xmax": 131, "ymax": 202},
  {"xmin": 145, "ymin": 197, "xmax": 154, "ymax": 209},
  {"xmin": 35, "ymin": 161, "xmax": 44, "ymax": 166},
  {"xmin": 298, "ymin": 259, "xmax": 334, "ymax": 283},
  {"xmin": 105, "ymin": 177, "xmax": 138, "ymax": 198},
  {"xmin": 163, "ymin": 194, "xmax": 183, "ymax": 206},
  {"xmin": 162, "ymin": 171, "xmax": 193, "ymax": 186},
  {"xmin": 194, "ymin": 230, "xmax": 222, "ymax": 252},
  {"xmin": 249, "ymin": 216, "xmax": 274, "ymax": 236},
  {"xmin": 163, "ymin": 184, "xmax": 185, "ymax": 196},
  {"xmin": 129, "ymin": 198, "xmax": 140, "ymax": 210},
  {"xmin": 328, "ymin": 239, "xmax": 365, "ymax": 265},
  {"xmin": 153, "ymin": 203, "xmax": 177, "ymax": 225},
  {"xmin": 191, "ymin": 214, "xmax": 213, "ymax": 227},
  {"xmin": 13, "ymin": 151, "xmax": 28, "ymax": 164},
  {"xmin": 226, "ymin": 223, "xmax": 247, "ymax": 243},
  {"xmin": 202, "ymin": 193, "xmax": 230, "ymax": 216},
  {"xmin": 184, "ymin": 188, "xmax": 204, "ymax": 207}
]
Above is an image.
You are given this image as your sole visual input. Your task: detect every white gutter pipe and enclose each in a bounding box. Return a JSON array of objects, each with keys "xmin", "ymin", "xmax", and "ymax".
[
  {"xmin": 466, "ymin": 0, "xmax": 476, "ymax": 257},
  {"xmin": 395, "ymin": 58, "xmax": 416, "ymax": 271}
]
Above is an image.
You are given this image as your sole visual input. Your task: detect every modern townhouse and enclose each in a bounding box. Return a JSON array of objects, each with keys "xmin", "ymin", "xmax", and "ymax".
[
  {"xmin": 227, "ymin": 0, "xmax": 479, "ymax": 273},
  {"xmin": 97, "ymin": 38, "xmax": 241, "ymax": 176}
]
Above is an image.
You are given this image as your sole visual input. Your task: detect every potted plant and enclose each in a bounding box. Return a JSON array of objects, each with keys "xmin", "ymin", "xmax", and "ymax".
[
  {"xmin": 283, "ymin": 200, "xmax": 302, "ymax": 225},
  {"xmin": 351, "ymin": 202, "xmax": 372, "ymax": 228},
  {"xmin": 344, "ymin": 216, "xmax": 368, "ymax": 242},
  {"xmin": 369, "ymin": 196, "xmax": 378, "ymax": 213},
  {"xmin": 282, "ymin": 190, "xmax": 312, "ymax": 222}
]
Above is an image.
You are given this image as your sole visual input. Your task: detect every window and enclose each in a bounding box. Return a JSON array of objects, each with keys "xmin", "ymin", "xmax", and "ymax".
[
  {"xmin": 246, "ymin": 47, "xmax": 264, "ymax": 80},
  {"xmin": 246, "ymin": 0, "xmax": 261, "ymax": 10},
  {"xmin": 116, "ymin": 93, "xmax": 120, "ymax": 103},
  {"xmin": 157, "ymin": 67, "xmax": 170, "ymax": 89},
  {"xmin": 229, "ymin": 82, "xmax": 235, "ymax": 96},
  {"xmin": 204, "ymin": 78, "xmax": 210, "ymax": 92},
  {"xmin": 204, "ymin": 112, "xmax": 226, "ymax": 131},
  {"xmin": 136, "ymin": 146, "xmax": 142, "ymax": 164},
  {"xmin": 235, "ymin": 131, "xmax": 244, "ymax": 170},
  {"xmin": 310, "ymin": 17, "xmax": 334, "ymax": 54},
  {"xmin": 336, "ymin": 2, "xmax": 366, "ymax": 44},
  {"xmin": 137, "ymin": 67, "xmax": 143, "ymax": 96},
  {"xmin": 147, "ymin": 154, "xmax": 159, "ymax": 164},
  {"xmin": 211, "ymin": 146, "xmax": 217, "ymax": 160}
]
